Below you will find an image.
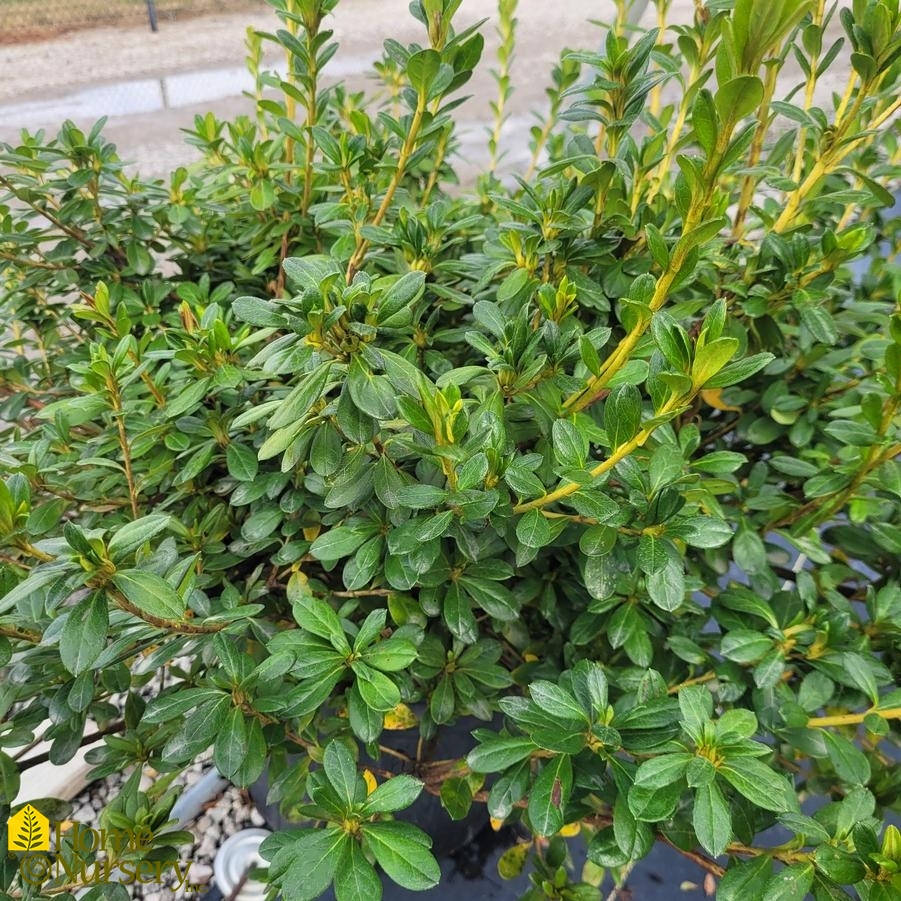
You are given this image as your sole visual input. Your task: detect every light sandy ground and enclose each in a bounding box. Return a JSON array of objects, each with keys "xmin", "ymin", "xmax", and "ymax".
[{"xmin": 0, "ymin": 0, "xmax": 851, "ymax": 177}]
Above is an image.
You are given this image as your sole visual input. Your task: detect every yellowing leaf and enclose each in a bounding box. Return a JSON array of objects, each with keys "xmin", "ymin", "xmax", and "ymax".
[
  {"xmin": 523, "ymin": 652, "xmax": 539, "ymax": 663},
  {"xmin": 558, "ymin": 822, "xmax": 581, "ymax": 837},
  {"xmin": 582, "ymin": 860, "xmax": 605, "ymax": 887},
  {"xmin": 490, "ymin": 817, "xmax": 505, "ymax": 832},
  {"xmin": 303, "ymin": 525, "xmax": 321, "ymax": 541},
  {"xmin": 497, "ymin": 842, "xmax": 530, "ymax": 880},
  {"xmin": 362, "ymin": 769, "xmax": 378, "ymax": 795},
  {"xmin": 701, "ymin": 388, "xmax": 741, "ymax": 412},
  {"xmin": 383, "ymin": 702, "xmax": 418, "ymax": 730}
]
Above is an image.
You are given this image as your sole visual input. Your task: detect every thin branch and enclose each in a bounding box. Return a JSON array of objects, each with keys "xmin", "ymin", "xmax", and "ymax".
[
  {"xmin": 658, "ymin": 835, "xmax": 725, "ymax": 878},
  {"xmin": 18, "ymin": 721, "xmax": 126, "ymax": 772},
  {"xmin": 807, "ymin": 706, "xmax": 901, "ymax": 728}
]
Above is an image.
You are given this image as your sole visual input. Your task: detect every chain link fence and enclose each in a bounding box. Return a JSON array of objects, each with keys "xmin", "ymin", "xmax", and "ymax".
[{"xmin": 0, "ymin": 0, "xmax": 261, "ymax": 43}]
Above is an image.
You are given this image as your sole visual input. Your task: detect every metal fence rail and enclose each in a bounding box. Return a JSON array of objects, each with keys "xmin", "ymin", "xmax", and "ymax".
[{"xmin": 0, "ymin": 0, "xmax": 261, "ymax": 43}]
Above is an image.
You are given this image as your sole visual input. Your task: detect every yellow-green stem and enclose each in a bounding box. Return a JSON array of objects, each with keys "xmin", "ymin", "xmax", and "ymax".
[
  {"xmin": 732, "ymin": 62, "xmax": 780, "ymax": 240},
  {"xmin": 346, "ymin": 96, "xmax": 427, "ymax": 282},
  {"xmin": 773, "ymin": 86, "xmax": 901, "ymax": 233},
  {"xmin": 514, "ymin": 395, "xmax": 685, "ymax": 513},
  {"xmin": 647, "ymin": 0, "xmax": 669, "ymax": 119},
  {"xmin": 807, "ymin": 707, "xmax": 901, "ymax": 728},
  {"xmin": 791, "ymin": 0, "xmax": 826, "ymax": 184},
  {"xmin": 107, "ymin": 377, "xmax": 139, "ymax": 519}
]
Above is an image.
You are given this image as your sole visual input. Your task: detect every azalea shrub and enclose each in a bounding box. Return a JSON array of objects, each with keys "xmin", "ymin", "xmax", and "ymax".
[{"xmin": 2, "ymin": 0, "xmax": 901, "ymax": 899}]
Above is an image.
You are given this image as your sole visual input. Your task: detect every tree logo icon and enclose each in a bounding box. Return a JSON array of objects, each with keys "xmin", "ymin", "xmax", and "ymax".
[{"xmin": 7, "ymin": 805, "xmax": 50, "ymax": 852}]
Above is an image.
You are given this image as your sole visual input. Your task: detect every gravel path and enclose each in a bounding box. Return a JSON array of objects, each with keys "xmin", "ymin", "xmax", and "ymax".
[
  {"xmin": 65, "ymin": 758, "xmax": 266, "ymax": 900},
  {"xmin": 0, "ymin": 0, "xmax": 852, "ymax": 180}
]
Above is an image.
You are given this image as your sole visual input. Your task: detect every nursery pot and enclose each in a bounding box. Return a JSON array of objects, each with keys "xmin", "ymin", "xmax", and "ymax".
[{"xmin": 249, "ymin": 714, "xmax": 490, "ymax": 856}]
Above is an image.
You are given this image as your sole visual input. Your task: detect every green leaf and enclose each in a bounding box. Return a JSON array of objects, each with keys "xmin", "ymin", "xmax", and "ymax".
[
  {"xmin": 719, "ymin": 759, "xmax": 795, "ymax": 812},
  {"xmin": 459, "ymin": 576, "xmax": 518, "ymax": 620},
  {"xmin": 112, "ymin": 569, "xmax": 185, "ymax": 620},
  {"xmin": 552, "ymin": 419, "xmax": 588, "ymax": 468},
  {"xmin": 584, "ymin": 553, "xmax": 618, "ymax": 601},
  {"xmin": 605, "ymin": 384, "xmax": 642, "ymax": 448},
  {"xmin": 468, "ymin": 737, "xmax": 537, "ymax": 772},
  {"xmin": 718, "ymin": 856, "xmax": 774, "ymax": 901},
  {"xmin": 106, "ymin": 514, "xmax": 172, "ymax": 561},
  {"xmin": 813, "ymin": 845, "xmax": 867, "ymax": 885},
  {"xmin": 226, "ymin": 443, "xmax": 259, "ymax": 482},
  {"xmin": 347, "ymin": 682, "xmax": 382, "ymax": 743},
  {"xmin": 799, "ymin": 305, "xmax": 838, "ymax": 346},
  {"xmin": 268, "ymin": 827, "xmax": 345, "ymax": 901},
  {"xmin": 268, "ymin": 364, "xmax": 333, "ymax": 430},
  {"xmin": 528, "ymin": 755, "xmax": 572, "ymax": 837},
  {"xmin": 645, "ymin": 224, "xmax": 670, "ymax": 269},
  {"xmin": 529, "ymin": 681, "xmax": 588, "ymax": 723},
  {"xmin": 715, "ymin": 75, "xmax": 764, "ymax": 122},
  {"xmin": 24, "ymin": 498, "xmax": 63, "ymax": 537},
  {"xmin": 721, "ymin": 630, "xmax": 773, "ymax": 664},
  {"xmin": 704, "ymin": 352, "xmax": 774, "ymax": 388},
  {"xmin": 691, "ymin": 337, "xmax": 739, "ymax": 387},
  {"xmin": 691, "ymin": 452, "xmax": 747, "ymax": 474},
  {"xmin": 637, "ymin": 533, "xmax": 669, "ymax": 575},
  {"xmin": 651, "ymin": 312, "xmax": 691, "ymax": 372},
  {"xmin": 310, "ymin": 526, "xmax": 371, "ymax": 561},
  {"xmin": 347, "ymin": 358, "xmax": 397, "ymax": 420},
  {"xmin": 334, "ymin": 839, "xmax": 382, "ymax": 901},
  {"xmin": 430, "ymin": 674, "xmax": 455, "ymax": 724},
  {"xmin": 613, "ymin": 794, "xmax": 653, "ymax": 861},
  {"xmin": 580, "ymin": 524, "xmax": 617, "ymax": 556},
  {"xmin": 144, "ymin": 687, "xmax": 228, "ymax": 723},
  {"xmin": 378, "ymin": 271, "xmax": 427, "ymax": 323},
  {"xmin": 679, "ymin": 685, "xmax": 713, "ymax": 732},
  {"xmin": 364, "ymin": 775, "xmax": 424, "ymax": 814},
  {"xmin": 283, "ymin": 255, "xmax": 343, "ymax": 291},
  {"xmin": 822, "ymin": 731, "xmax": 871, "ymax": 785},
  {"xmin": 324, "ymin": 741, "xmax": 360, "ymax": 809},
  {"xmin": 354, "ymin": 661, "xmax": 401, "ymax": 712},
  {"xmin": 406, "ymin": 48, "xmax": 442, "ymax": 95},
  {"xmin": 241, "ymin": 507, "xmax": 283, "ymax": 542},
  {"xmin": 686, "ymin": 756, "xmax": 716, "ymax": 788},
  {"xmin": 393, "ymin": 484, "xmax": 448, "ymax": 509},
  {"xmin": 166, "ymin": 378, "xmax": 213, "ymax": 419},
  {"xmin": 488, "ymin": 760, "xmax": 530, "ymax": 820},
  {"xmin": 647, "ymin": 559, "xmax": 684, "ymax": 612},
  {"xmin": 0, "ymin": 750, "xmax": 20, "ymax": 804},
  {"xmin": 762, "ymin": 863, "xmax": 814, "ymax": 901},
  {"xmin": 693, "ymin": 780, "xmax": 732, "ymax": 857},
  {"xmin": 60, "ymin": 591, "xmax": 108, "ymax": 675},
  {"xmin": 823, "ymin": 420, "xmax": 880, "ymax": 447},
  {"xmin": 363, "ymin": 821, "xmax": 440, "ymax": 891},
  {"xmin": 733, "ymin": 525, "xmax": 767, "ymax": 574},
  {"xmin": 362, "ymin": 637, "xmax": 418, "ymax": 672},
  {"xmin": 692, "ymin": 89, "xmax": 719, "ymax": 157},
  {"xmin": 233, "ymin": 295, "xmax": 286, "ymax": 327},
  {"xmin": 232, "ymin": 716, "xmax": 267, "ymax": 787},
  {"xmin": 293, "ymin": 594, "xmax": 351, "ymax": 654},
  {"xmin": 633, "ymin": 753, "xmax": 691, "ymax": 790},
  {"xmin": 627, "ymin": 781, "xmax": 683, "ymax": 822},
  {"xmin": 516, "ymin": 509, "xmax": 553, "ymax": 549},
  {"xmin": 250, "ymin": 179, "xmax": 276, "ymax": 210},
  {"xmin": 162, "ymin": 696, "xmax": 230, "ymax": 763},
  {"xmin": 443, "ymin": 582, "xmax": 477, "ymax": 643},
  {"xmin": 719, "ymin": 587, "xmax": 780, "ymax": 629},
  {"xmin": 214, "ymin": 706, "xmax": 248, "ymax": 780}
]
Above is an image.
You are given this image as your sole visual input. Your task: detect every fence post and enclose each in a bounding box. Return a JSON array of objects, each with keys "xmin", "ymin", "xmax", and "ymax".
[{"xmin": 146, "ymin": 0, "xmax": 158, "ymax": 32}]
